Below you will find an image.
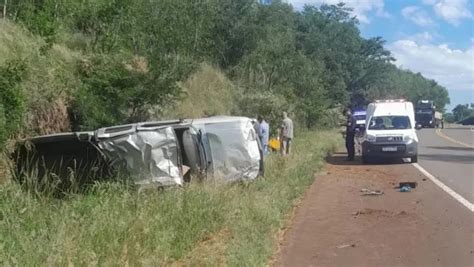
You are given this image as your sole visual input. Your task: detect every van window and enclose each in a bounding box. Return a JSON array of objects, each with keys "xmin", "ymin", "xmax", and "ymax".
[{"xmin": 368, "ymin": 116, "xmax": 411, "ymax": 130}]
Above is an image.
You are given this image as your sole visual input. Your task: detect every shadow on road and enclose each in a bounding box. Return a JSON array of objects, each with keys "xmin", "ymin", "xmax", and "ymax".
[
  {"xmin": 326, "ymin": 155, "xmax": 362, "ymax": 166},
  {"xmin": 426, "ymin": 146, "xmax": 474, "ymax": 152},
  {"xmin": 419, "ymin": 153, "xmax": 474, "ymax": 164},
  {"xmin": 326, "ymin": 154, "xmax": 407, "ymax": 166}
]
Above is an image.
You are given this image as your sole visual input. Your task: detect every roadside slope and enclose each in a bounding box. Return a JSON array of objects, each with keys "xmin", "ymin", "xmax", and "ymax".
[
  {"xmin": 0, "ymin": 131, "xmax": 339, "ymax": 266},
  {"xmin": 275, "ymin": 154, "xmax": 474, "ymax": 267}
]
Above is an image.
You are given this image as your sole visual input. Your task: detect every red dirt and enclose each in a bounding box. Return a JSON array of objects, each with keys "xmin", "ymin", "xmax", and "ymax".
[{"xmin": 274, "ymin": 154, "xmax": 474, "ymax": 267}]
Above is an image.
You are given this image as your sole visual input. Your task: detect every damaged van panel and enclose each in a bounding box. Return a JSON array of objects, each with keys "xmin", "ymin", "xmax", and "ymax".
[
  {"xmin": 13, "ymin": 132, "xmax": 112, "ymax": 191},
  {"xmin": 13, "ymin": 116, "xmax": 263, "ymax": 189},
  {"xmin": 97, "ymin": 126, "xmax": 182, "ymax": 187},
  {"xmin": 188, "ymin": 116, "xmax": 262, "ymax": 181}
]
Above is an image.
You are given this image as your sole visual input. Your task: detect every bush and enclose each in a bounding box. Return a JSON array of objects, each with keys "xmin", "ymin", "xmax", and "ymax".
[
  {"xmin": 236, "ymin": 92, "xmax": 290, "ymax": 136},
  {"xmin": 460, "ymin": 116, "xmax": 474, "ymax": 125},
  {"xmin": 70, "ymin": 54, "xmax": 191, "ymax": 130},
  {"xmin": 0, "ymin": 22, "xmax": 44, "ymax": 65},
  {"xmin": 1, "ymin": 23, "xmax": 81, "ymax": 136},
  {"xmin": 0, "ymin": 60, "xmax": 27, "ymax": 148},
  {"xmin": 6, "ymin": 0, "xmax": 61, "ymax": 44},
  {"xmin": 161, "ymin": 63, "xmax": 236, "ymax": 119}
]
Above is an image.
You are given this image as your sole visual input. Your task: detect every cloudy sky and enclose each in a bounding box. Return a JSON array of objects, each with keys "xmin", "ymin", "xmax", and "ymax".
[{"xmin": 286, "ymin": 0, "xmax": 474, "ymax": 110}]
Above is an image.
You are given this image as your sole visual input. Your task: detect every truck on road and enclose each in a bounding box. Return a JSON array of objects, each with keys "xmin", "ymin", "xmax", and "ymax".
[{"xmin": 415, "ymin": 100, "xmax": 443, "ymax": 128}]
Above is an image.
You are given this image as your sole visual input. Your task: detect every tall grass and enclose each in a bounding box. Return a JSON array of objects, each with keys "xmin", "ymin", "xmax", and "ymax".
[
  {"xmin": 160, "ymin": 63, "xmax": 236, "ymax": 119},
  {"xmin": 1, "ymin": 22, "xmax": 81, "ymax": 139},
  {"xmin": 0, "ymin": 130, "xmax": 340, "ymax": 266}
]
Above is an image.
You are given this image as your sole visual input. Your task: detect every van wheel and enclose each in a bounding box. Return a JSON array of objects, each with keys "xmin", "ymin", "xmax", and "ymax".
[{"xmin": 411, "ymin": 155, "xmax": 418, "ymax": 163}]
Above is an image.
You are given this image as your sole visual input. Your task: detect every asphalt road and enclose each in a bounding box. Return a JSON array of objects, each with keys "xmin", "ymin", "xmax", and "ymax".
[
  {"xmin": 441, "ymin": 126, "xmax": 474, "ymax": 145},
  {"xmin": 275, "ymin": 127, "xmax": 474, "ymax": 266},
  {"xmin": 417, "ymin": 127, "xmax": 474, "ymax": 203},
  {"xmin": 275, "ymin": 153, "xmax": 474, "ymax": 266}
]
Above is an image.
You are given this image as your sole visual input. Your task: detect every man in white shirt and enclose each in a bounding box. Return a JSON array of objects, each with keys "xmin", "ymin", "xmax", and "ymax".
[{"xmin": 280, "ymin": 112, "xmax": 293, "ymax": 156}]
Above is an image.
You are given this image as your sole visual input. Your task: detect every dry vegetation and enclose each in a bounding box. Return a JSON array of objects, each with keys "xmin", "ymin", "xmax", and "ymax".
[{"xmin": 161, "ymin": 63, "xmax": 236, "ymax": 119}]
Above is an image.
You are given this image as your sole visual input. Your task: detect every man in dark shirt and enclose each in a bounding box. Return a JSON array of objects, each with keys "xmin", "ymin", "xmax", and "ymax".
[{"xmin": 345, "ymin": 109, "xmax": 356, "ymax": 161}]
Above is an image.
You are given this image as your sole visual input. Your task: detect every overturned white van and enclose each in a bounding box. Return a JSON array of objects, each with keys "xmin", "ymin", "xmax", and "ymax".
[
  {"xmin": 361, "ymin": 100, "xmax": 420, "ymax": 163},
  {"xmin": 13, "ymin": 116, "xmax": 264, "ymax": 191}
]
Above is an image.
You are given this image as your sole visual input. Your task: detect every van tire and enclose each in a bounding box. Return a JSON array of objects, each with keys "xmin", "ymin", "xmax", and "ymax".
[{"xmin": 411, "ymin": 155, "xmax": 418, "ymax": 163}]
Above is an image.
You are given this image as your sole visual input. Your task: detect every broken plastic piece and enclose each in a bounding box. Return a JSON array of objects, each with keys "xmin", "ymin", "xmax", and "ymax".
[
  {"xmin": 360, "ymin": 188, "xmax": 384, "ymax": 196},
  {"xmin": 399, "ymin": 185, "xmax": 411, "ymax": 192},
  {"xmin": 399, "ymin": 182, "xmax": 417, "ymax": 188},
  {"xmin": 337, "ymin": 244, "xmax": 356, "ymax": 249}
]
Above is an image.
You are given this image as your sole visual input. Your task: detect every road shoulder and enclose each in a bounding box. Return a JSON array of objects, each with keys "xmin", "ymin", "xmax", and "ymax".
[{"xmin": 274, "ymin": 154, "xmax": 474, "ymax": 267}]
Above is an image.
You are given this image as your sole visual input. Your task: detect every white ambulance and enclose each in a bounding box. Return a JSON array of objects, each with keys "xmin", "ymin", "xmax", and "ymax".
[{"xmin": 361, "ymin": 99, "xmax": 420, "ymax": 163}]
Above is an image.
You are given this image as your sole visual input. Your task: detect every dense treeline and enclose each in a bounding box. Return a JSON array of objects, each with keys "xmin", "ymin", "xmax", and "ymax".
[
  {"xmin": 0, "ymin": 0, "xmax": 449, "ymax": 147},
  {"xmin": 445, "ymin": 104, "xmax": 474, "ymax": 123}
]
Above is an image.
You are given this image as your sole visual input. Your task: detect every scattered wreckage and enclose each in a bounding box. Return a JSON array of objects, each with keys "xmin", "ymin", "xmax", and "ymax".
[{"xmin": 13, "ymin": 116, "xmax": 264, "ymax": 190}]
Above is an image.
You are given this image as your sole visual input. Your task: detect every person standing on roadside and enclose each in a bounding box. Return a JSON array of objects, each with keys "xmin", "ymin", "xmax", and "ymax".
[
  {"xmin": 345, "ymin": 108, "xmax": 356, "ymax": 161},
  {"xmin": 280, "ymin": 112, "xmax": 293, "ymax": 156},
  {"xmin": 253, "ymin": 117, "xmax": 261, "ymax": 140},
  {"xmin": 258, "ymin": 115, "xmax": 270, "ymax": 154}
]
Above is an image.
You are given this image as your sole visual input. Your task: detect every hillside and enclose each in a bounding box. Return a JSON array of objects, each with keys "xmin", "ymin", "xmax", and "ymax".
[{"xmin": 0, "ymin": 0, "xmax": 450, "ymax": 147}]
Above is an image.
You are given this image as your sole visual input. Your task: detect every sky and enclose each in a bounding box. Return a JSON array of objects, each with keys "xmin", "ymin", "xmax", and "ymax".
[{"xmin": 285, "ymin": 0, "xmax": 474, "ymax": 111}]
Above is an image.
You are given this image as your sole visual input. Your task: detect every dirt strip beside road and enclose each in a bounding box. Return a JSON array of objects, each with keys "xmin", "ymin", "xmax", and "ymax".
[{"xmin": 275, "ymin": 154, "xmax": 474, "ymax": 267}]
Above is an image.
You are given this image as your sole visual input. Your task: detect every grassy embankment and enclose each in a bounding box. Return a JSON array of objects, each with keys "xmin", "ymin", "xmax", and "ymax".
[
  {"xmin": 0, "ymin": 130, "xmax": 340, "ymax": 266},
  {"xmin": 1, "ymin": 18, "xmax": 342, "ymax": 266}
]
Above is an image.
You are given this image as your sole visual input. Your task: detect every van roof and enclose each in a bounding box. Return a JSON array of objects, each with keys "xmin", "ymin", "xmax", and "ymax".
[
  {"xmin": 370, "ymin": 101, "xmax": 414, "ymax": 116},
  {"xmin": 374, "ymin": 99, "xmax": 406, "ymax": 103}
]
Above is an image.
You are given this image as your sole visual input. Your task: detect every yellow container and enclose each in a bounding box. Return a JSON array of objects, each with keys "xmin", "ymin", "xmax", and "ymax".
[{"xmin": 268, "ymin": 138, "xmax": 280, "ymax": 151}]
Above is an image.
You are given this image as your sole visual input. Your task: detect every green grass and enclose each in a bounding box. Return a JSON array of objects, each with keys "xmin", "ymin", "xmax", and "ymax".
[{"xmin": 0, "ymin": 130, "xmax": 340, "ymax": 266}]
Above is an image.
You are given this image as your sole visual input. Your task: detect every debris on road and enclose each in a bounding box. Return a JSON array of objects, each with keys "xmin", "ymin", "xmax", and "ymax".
[
  {"xmin": 276, "ymin": 154, "xmax": 474, "ymax": 267},
  {"xmin": 352, "ymin": 208, "xmax": 392, "ymax": 217},
  {"xmin": 398, "ymin": 182, "xmax": 417, "ymax": 192},
  {"xmin": 336, "ymin": 244, "xmax": 356, "ymax": 249},
  {"xmin": 399, "ymin": 186, "xmax": 412, "ymax": 192},
  {"xmin": 360, "ymin": 188, "xmax": 384, "ymax": 196},
  {"xmin": 399, "ymin": 182, "xmax": 417, "ymax": 188}
]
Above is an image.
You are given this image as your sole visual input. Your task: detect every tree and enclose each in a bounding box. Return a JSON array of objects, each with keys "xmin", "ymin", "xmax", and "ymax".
[
  {"xmin": 0, "ymin": 0, "xmax": 454, "ymax": 143},
  {"xmin": 70, "ymin": 54, "xmax": 191, "ymax": 130},
  {"xmin": 443, "ymin": 113, "xmax": 455, "ymax": 123},
  {"xmin": 3, "ymin": 0, "xmax": 6, "ymax": 22},
  {"xmin": 452, "ymin": 104, "xmax": 472, "ymax": 122}
]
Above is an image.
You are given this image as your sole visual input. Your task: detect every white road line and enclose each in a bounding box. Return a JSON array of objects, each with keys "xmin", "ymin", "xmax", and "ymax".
[{"xmin": 413, "ymin": 163, "xmax": 474, "ymax": 212}]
